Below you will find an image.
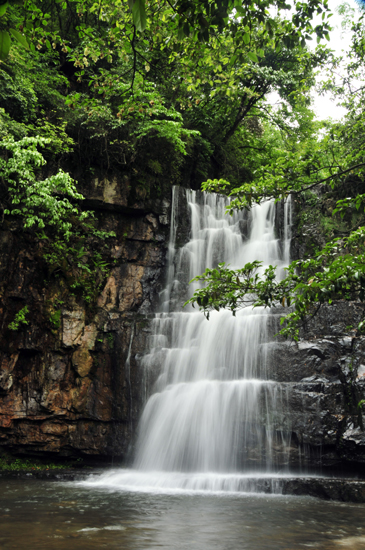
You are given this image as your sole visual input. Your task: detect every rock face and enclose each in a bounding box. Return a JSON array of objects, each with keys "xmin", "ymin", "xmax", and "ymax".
[
  {"xmin": 0, "ymin": 176, "xmax": 170, "ymax": 461},
  {"xmin": 265, "ymin": 302, "xmax": 365, "ymax": 472},
  {"xmin": 2, "ymin": 181, "xmax": 365, "ymax": 476}
]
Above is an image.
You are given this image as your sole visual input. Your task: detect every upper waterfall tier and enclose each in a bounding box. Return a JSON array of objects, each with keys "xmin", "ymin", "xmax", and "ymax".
[{"xmin": 161, "ymin": 189, "xmax": 291, "ymax": 313}]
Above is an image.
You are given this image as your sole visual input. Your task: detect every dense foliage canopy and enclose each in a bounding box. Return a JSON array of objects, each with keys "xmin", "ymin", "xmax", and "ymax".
[
  {"xmin": 0, "ymin": 0, "xmax": 364, "ymax": 336},
  {"xmin": 186, "ymin": 3, "xmax": 365, "ymax": 339}
]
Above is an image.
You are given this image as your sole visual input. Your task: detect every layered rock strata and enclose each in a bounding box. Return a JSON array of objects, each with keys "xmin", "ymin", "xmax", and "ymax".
[
  {"xmin": 1, "ymin": 182, "xmax": 365, "ymax": 474},
  {"xmin": 0, "ymin": 176, "xmax": 170, "ymax": 460},
  {"xmin": 268, "ymin": 302, "xmax": 365, "ymax": 471}
]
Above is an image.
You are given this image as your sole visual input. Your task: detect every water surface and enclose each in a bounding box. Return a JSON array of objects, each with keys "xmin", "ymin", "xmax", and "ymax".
[{"xmin": 1, "ymin": 477, "xmax": 365, "ymax": 549}]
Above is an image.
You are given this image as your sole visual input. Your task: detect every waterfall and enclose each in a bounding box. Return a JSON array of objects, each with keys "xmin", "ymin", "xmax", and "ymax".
[
  {"xmin": 136, "ymin": 190, "xmax": 292, "ymax": 476},
  {"xmin": 84, "ymin": 188, "xmax": 294, "ymax": 493}
]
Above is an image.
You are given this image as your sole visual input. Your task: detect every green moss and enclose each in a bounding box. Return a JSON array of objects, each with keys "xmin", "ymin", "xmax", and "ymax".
[
  {"xmin": 8, "ymin": 305, "xmax": 29, "ymax": 331},
  {"xmin": 0, "ymin": 457, "xmax": 70, "ymax": 471},
  {"xmin": 107, "ymin": 332, "xmax": 114, "ymax": 349}
]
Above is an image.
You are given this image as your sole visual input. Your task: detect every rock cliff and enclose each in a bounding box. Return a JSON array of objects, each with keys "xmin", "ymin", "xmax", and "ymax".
[
  {"xmin": 1, "ymin": 183, "xmax": 365, "ymax": 474},
  {"xmin": 266, "ymin": 302, "xmax": 365, "ymax": 472},
  {"xmin": 0, "ymin": 175, "xmax": 170, "ymax": 461}
]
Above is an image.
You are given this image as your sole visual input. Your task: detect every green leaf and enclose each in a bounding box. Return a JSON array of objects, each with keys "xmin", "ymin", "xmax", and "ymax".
[
  {"xmin": 131, "ymin": 0, "xmax": 146, "ymax": 32},
  {"xmin": 247, "ymin": 51, "xmax": 258, "ymax": 63},
  {"xmin": 0, "ymin": 30, "xmax": 11, "ymax": 60},
  {"xmin": 0, "ymin": 2, "xmax": 8, "ymax": 17},
  {"xmin": 243, "ymin": 33, "xmax": 250, "ymax": 44},
  {"xmin": 9, "ymin": 28, "xmax": 29, "ymax": 49}
]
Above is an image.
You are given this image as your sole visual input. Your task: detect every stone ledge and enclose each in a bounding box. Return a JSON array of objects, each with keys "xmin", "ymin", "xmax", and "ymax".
[
  {"xmin": 1, "ymin": 470, "xmax": 365, "ymax": 503},
  {"xmin": 282, "ymin": 477, "xmax": 365, "ymax": 502}
]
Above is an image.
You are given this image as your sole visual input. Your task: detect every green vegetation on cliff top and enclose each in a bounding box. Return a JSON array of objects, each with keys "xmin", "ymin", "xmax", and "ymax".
[
  {"xmin": 0, "ymin": 0, "xmax": 364, "ymax": 336},
  {"xmin": 187, "ymin": 4, "xmax": 365, "ymax": 339}
]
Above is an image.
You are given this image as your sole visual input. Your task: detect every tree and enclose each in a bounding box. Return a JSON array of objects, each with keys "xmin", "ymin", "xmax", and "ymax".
[
  {"xmin": 0, "ymin": 0, "xmax": 342, "ymax": 315},
  {"xmin": 0, "ymin": 0, "xmax": 334, "ymax": 177},
  {"xmin": 0, "ymin": 0, "xmax": 28, "ymax": 60},
  {"xmin": 0, "ymin": 135, "xmax": 116, "ymax": 303},
  {"xmin": 186, "ymin": 8, "xmax": 365, "ymax": 340}
]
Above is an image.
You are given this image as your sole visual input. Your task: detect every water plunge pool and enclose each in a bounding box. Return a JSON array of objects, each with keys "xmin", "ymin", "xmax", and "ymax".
[{"xmin": 1, "ymin": 475, "xmax": 365, "ymax": 549}]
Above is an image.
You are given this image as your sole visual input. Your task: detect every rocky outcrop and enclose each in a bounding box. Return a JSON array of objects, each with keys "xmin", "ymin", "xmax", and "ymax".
[
  {"xmin": 2, "ymin": 180, "xmax": 365, "ymax": 476},
  {"xmin": 265, "ymin": 302, "xmax": 365, "ymax": 471},
  {"xmin": 0, "ymin": 176, "xmax": 170, "ymax": 461},
  {"xmin": 270, "ymin": 196, "xmax": 365, "ymax": 472}
]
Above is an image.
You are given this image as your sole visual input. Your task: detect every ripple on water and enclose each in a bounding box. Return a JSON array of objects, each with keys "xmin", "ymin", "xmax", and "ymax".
[{"xmin": 1, "ymin": 478, "xmax": 365, "ymax": 550}]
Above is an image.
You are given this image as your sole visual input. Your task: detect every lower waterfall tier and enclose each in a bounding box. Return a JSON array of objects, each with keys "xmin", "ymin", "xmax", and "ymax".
[
  {"xmin": 134, "ymin": 379, "xmax": 291, "ymax": 472},
  {"xmin": 80, "ymin": 469, "xmax": 295, "ymax": 494}
]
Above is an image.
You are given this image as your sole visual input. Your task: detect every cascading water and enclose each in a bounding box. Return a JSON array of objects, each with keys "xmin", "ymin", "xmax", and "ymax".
[
  {"xmin": 136, "ymin": 189, "xmax": 292, "ymax": 472},
  {"xmin": 84, "ymin": 187, "xmax": 294, "ymax": 493}
]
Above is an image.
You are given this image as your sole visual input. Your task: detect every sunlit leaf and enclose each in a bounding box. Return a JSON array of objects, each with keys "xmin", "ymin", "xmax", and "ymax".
[
  {"xmin": 247, "ymin": 51, "xmax": 258, "ymax": 62},
  {"xmin": 0, "ymin": 2, "xmax": 8, "ymax": 17},
  {"xmin": 131, "ymin": 0, "xmax": 146, "ymax": 32},
  {"xmin": 10, "ymin": 28, "xmax": 29, "ymax": 49}
]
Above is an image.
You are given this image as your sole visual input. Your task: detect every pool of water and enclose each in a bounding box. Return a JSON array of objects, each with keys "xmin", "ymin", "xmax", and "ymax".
[{"xmin": 1, "ymin": 473, "xmax": 365, "ymax": 549}]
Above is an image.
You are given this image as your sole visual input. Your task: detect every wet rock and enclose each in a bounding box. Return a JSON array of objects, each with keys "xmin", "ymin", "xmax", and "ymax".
[
  {"xmin": 72, "ymin": 348, "xmax": 93, "ymax": 378},
  {"xmin": 0, "ymin": 353, "xmax": 19, "ymax": 391},
  {"xmin": 264, "ymin": 303, "xmax": 365, "ymax": 470},
  {"xmin": 282, "ymin": 478, "xmax": 365, "ymax": 503},
  {"xmin": 0, "ymin": 179, "xmax": 169, "ymax": 461},
  {"xmin": 118, "ymin": 265, "xmax": 144, "ymax": 312},
  {"xmin": 98, "ymin": 274, "xmax": 118, "ymax": 311},
  {"xmin": 47, "ymin": 355, "xmax": 67, "ymax": 382},
  {"xmin": 357, "ymin": 365, "xmax": 365, "ymax": 380},
  {"xmin": 90, "ymin": 176, "xmax": 128, "ymax": 209},
  {"xmin": 3, "ymin": 181, "xmax": 365, "ymax": 473},
  {"xmin": 300, "ymin": 375, "xmax": 330, "ymax": 384},
  {"xmin": 62, "ymin": 308, "xmax": 85, "ymax": 348}
]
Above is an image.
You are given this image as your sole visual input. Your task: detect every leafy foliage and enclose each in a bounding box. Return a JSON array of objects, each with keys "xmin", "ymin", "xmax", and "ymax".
[
  {"xmin": 188, "ymin": 10, "xmax": 365, "ymax": 339},
  {"xmin": 1, "ymin": 136, "xmax": 87, "ymax": 236},
  {"xmin": 0, "ymin": 136, "xmax": 115, "ymax": 304},
  {"xmin": 8, "ymin": 305, "xmax": 29, "ymax": 330},
  {"xmin": 0, "ymin": 0, "xmax": 28, "ymax": 60},
  {"xmin": 0, "ymin": 455, "xmax": 71, "ymax": 470},
  {"xmin": 0, "ymin": 0, "xmax": 356, "ymax": 331},
  {"xmin": 186, "ymin": 227, "xmax": 365, "ymax": 341}
]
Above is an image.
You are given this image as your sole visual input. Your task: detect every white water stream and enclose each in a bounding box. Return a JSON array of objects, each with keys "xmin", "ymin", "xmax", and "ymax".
[{"xmin": 85, "ymin": 188, "xmax": 293, "ymax": 493}]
